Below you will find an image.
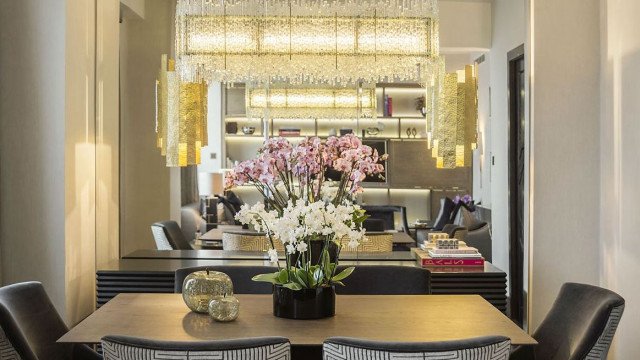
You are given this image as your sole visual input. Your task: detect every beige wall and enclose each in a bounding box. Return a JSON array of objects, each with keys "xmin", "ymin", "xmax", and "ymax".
[
  {"xmin": 120, "ymin": 0, "xmax": 174, "ymax": 255},
  {"xmin": 0, "ymin": 0, "xmax": 120, "ymax": 324},
  {"xmin": 529, "ymin": 0, "xmax": 601, "ymax": 330},
  {"xmin": 0, "ymin": 0, "xmax": 68, "ymax": 316},
  {"xmin": 96, "ymin": 0, "xmax": 121, "ymax": 269},
  {"xmin": 600, "ymin": 0, "xmax": 640, "ymax": 357}
]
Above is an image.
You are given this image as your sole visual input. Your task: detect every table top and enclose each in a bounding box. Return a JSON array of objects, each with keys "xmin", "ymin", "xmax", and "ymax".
[
  {"xmin": 201, "ymin": 228, "xmax": 416, "ymax": 244},
  {"xmin": 59, "ymin": 294, "xmax": 534, "ymax": 345}
]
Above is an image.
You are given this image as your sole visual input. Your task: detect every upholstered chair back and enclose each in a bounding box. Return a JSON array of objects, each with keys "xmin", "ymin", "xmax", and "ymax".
[
  {"xmin": 323, "ymin": 336, "xmax": 511, "ymax": 360},
  {"xmin": 512, "ymin": 282, "xmax": 625, "ymax": 360},
  {"xmin": 102, "ymin": 335, "xmax": 290, "ymax": 360},
  {"xmin": 334, "ymin": 265, "xmax": 430, "ymax": 295},
  {"xmin": 151, "ymin": 221, "xmax": 192, "ymax": 250},
  {"xmin": 0, "ymin": 282, "xmax": 100, "ymax": 360}
]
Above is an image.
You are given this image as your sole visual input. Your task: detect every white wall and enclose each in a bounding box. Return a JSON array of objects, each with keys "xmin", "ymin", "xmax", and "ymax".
[
  {"xmin": 120, "ymin": 0, "xmax": 174, "ymax": 255},
  {"xmin": 439, "ymin": 0, "xmax": 492, "ymax": 52},
  {"xmin": 600, "ymin": 0, "xmax": 640, "ymax": 357},
  {"xmin": 529, "ymin": 0, "xmax": 601, "ymax": 330},
  {"xmin": 485, "ymin": 0, "xmax": 526, "ymax": 286}
]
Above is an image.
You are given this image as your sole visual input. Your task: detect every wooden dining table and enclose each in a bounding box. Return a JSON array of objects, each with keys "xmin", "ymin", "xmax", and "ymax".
[{"xmin": 59, "ymin": 293, "xmax": 535, "ymax": 358}]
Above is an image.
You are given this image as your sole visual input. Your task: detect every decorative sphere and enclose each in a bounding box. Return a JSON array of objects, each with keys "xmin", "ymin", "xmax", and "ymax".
[
  {"xmin": 182, "ymin": 270, "xmax": 233, "ymax": 313},
  {"xmin": 208, "ymin": 295, "xmax": 240, "ymax": 322}
]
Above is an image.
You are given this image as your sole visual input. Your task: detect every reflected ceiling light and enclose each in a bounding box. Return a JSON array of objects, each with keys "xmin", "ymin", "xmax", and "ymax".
[
  {"xmin": 175, "ymin": 0, "xmax": 440, "ymax": 85},
  {"xmin": 246, "ymin": 86, "xmax": 377, "ymax": 119},
  {"xmin": 427, "ymin": 64, "xmax": 477, "ymax": 169},
  {"xmin": 156, "ymin": 54, "xmax": 208, "ymax": 167}
]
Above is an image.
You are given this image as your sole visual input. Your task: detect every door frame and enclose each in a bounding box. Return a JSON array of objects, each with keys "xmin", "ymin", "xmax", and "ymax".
[{"xmin": 507, "ymin": 44, "xmax": 526, "ymax": 326}]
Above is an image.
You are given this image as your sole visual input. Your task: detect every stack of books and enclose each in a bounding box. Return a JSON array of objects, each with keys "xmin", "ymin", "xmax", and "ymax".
[{"xmin": 413, "ymin": 245, "xmax": 485, "ymax": 267}]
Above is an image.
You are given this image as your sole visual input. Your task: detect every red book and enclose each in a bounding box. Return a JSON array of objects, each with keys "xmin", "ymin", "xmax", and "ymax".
[{"xmin": 413, "ymin": 248, "xmax": 484, "ymax": 267}]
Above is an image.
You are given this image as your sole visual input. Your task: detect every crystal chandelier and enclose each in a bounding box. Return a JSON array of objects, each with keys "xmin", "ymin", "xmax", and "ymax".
[
  {"xmin": 245, "ymin": 86, "xmax": 377, "ymax": 119},
  {"xmin": 427, "ymin": 64, "xmax": 477, "ymax": 169},
  {"xmin": 175, "ymin": 0, "xmax": 440, "ymax": 85},
  {"xmin": 156, "ymin": 55, "xmax": 208, "ymax": 167}
]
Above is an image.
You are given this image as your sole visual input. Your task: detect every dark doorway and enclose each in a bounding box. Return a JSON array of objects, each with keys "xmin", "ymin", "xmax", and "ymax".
[{"xmin": 508, "ymin": 44, "xmax": 525, "ymax": 327}]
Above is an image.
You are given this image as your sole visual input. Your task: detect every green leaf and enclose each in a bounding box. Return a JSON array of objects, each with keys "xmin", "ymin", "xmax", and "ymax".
[
  {"xmin": 252, "ymin": 272, "xmax": 280, "ymax": 284},
  {"xmin": 294, "ymin": 269, "xmax": 310, "ymax": 288},
  {"xmin": 276, "ymin": 269, "xmax": 289, "ymax": 284},
  {"xmin": 332, "ymin": 266, "xmax": 355, "ymax": 281},
  {"xmin": 332, "ymin": 280, "xmax": 345, "ymax": 287},
  {"xmin": 282, "ymin": 282, "xmax": 302, "ymax": 291}
]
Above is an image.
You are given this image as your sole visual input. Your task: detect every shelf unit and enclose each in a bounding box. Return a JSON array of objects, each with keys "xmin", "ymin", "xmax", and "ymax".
[
  {"xmin": 222, "ymin": 83, "xmax": 428, "ymax": 165},
  {"xmin": 219, "ymin": 83, "xmax": 471, "ymax": 223}
]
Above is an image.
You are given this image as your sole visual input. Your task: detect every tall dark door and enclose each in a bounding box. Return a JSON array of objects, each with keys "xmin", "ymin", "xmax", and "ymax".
[{"xmin": 508, "ymin": 45, "xmax": 525, "ymax": 326}]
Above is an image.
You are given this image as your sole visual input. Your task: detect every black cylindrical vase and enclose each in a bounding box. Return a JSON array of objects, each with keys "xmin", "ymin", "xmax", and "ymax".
[
  {"xmin": 288, "ymin": 240, "xmax": 338, "ymax": 267},
  {"xmin": 273, "ymin": 285, "xmax": 336, "ymax": 319}
]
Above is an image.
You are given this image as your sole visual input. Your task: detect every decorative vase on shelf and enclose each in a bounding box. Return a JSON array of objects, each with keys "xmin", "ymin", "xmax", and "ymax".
[
  {"xmin": 225, "ymin": 135, "xmax": 388, "ymax": 319},
  {"xmin": 273, "ymin": 285, "xmax": 335, "ymax": 320},
  {"xmin": 182, "ymin": 270, "xmax": 234, "ymax": 314}
]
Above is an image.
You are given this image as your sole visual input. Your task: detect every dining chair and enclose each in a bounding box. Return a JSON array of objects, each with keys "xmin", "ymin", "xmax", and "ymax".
[
  {"xmin": 222, "ymin": 232, "xmax": 286, "ymax": 251},
  {"xmin": 360, "ymin": 205, "xmax": 410, "ymax": 234},
  {"xmin": 151, "ymin": 220, "xmax": 193, "ymax": 250},
  {"xmin": 0, "ymin": 282, "xmax": 101, "ymax": 360},
  {"xmin": 510, "ymin": 282, "xmax": 625, "ymax": 360},
  {"xmin": 334, "ymin": 265, "xmax": 430, "ymax": 295},
  {"xmin": 323, "ymin": 336, "xmax": 511, "ymax": 360},
  {"xmin": 175, "ymin": 265, "xmax": 279, "ymax": 294},
  {"xmin": 102, "ymin": 335, "xmax": 290, "ymax": 360},
  {"xmin": 340, "ymin": 233, "xmax": 393, "ymax": 252}
]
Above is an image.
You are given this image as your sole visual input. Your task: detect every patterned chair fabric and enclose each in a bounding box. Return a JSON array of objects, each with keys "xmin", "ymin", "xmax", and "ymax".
[
  {"xmin": 151, "ymin": 225, "xmax": 173, "ymax": 250},
  {"xmin": 340, "ymin": 234, "xmax": 392, "ymax": 252},
  {"xmin": 0, "ymin": 326, "xmax": 21, "ymax": 360},
  {"xmin": 323, "ymin": 336, "xmax": 511, "ymax": 360},
  {"xmin": 510, "ymin": 282, "xmax": 625, "ymax": 360},
  {"xmin": 102, "ymin": 335, "xmax": 290, "ymax": 360},
  {"xmin": 222, "ymin": 232, "xmax": 285, "ymax": 252}
]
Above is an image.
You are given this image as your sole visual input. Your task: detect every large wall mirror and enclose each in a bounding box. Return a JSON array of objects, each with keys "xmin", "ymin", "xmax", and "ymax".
[{"xmin": 118, "ymin": 0, "xmax": 530, "ymax": 327}]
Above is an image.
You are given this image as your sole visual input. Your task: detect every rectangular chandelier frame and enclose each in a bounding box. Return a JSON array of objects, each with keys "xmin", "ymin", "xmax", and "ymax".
[{"xmin": 176, "ymin": 0, "xmax": 441, "ymax": 85}]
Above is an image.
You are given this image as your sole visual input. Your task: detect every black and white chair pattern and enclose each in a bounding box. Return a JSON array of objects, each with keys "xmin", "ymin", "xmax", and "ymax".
[
  {"xmin": 151, "ymin": 221, "xmax": 193, "ymax": 250},
  {"xmin": 0, "ymin": 326, "xmax": 21, "ymax": 359},
  {"xmin": 510, "ymin": 282, "xmax": 625, "ymax": 360},
  {"xmin": 323, "ymin": 336, "xmax": 511, "ymax": 360},
  {"xmin": 102, "ymin": 335, "xmax": 290, "ymax": 360}
]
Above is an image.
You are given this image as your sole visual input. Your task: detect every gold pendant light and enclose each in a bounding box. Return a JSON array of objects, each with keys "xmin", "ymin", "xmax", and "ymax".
[
  {"xmin": 427, "ymin": 64, "xmax": 477, "ymax": 169},
  {"xmin": 246, "ymin": 85, "xmax": 377, "ymax": 119},
  {"xmin": 156, "ymin": 54, "xmax": 208, "ymax": 167}
]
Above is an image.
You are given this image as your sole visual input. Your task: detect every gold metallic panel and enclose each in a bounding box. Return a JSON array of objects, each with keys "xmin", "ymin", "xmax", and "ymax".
[
  {"xmin": 428, "ymin": 65, "xmax": 478, "ymax": 169},
  {"xmin": 156, "ymin": 55, "xmax": 208, "ymax": 167}
]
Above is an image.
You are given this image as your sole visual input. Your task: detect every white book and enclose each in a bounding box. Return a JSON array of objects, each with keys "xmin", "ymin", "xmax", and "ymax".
[{"xmin": 427, "ymin": 250, "xmax": 483, "ymax": 258}]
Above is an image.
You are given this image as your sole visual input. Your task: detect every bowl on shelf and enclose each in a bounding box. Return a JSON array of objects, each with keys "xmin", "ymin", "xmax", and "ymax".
[
  {"xmin": 241, "ymin": 126, "xmax": 256, "ymax": 135},
  {"xmin": 365, "ymin": 127, "xmax": 380, "ymax": 136}
]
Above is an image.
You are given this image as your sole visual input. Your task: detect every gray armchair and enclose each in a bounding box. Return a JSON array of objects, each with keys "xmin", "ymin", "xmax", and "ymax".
[{"xmin": 180, "ymin": 202, "xmax": 206, "ymax": 242}]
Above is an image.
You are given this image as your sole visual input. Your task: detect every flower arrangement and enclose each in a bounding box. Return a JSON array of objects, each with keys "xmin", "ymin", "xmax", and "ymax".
[{"xmin": 225, "ymin": 134, "xmax": 387, "ymax": 291}]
